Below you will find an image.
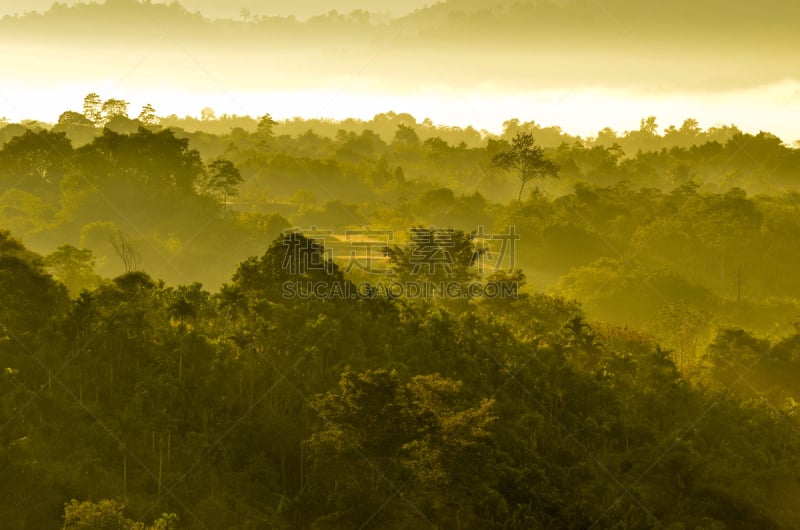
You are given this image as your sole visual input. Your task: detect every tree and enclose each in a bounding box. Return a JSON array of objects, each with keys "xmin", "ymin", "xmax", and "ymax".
[
  {"xmin": 109, "ymin": 229, "xmax": 139, "ymax": 272},
  {"xmin": 45, "ymin": 245, "xmax": 102, "ymax": 296},
  {"xmin": 308, "ymin": 369, "xmax": 497, "ymax": 528},
  {"xmin": 0, "ymin": 129, "xmax": 73, "ymax": 198},
  {"xmin": 385, "ymin": 227, "xmax": 482, "ymax": 287},
  {"xmin": 83, "ymin": 93, "xmax": 102, "ymax": 125},
  {"xmin": 492, "ymin": 132, "xmax": 559, "ymax": 202},
  {"xmin": 137, "ymin": 103, "xmax": 158, "ymax": 126},
  {"xmin": 53, "ymin": 110, "xmax": 97, "ymax": 146},
  {"xmin": 200, "ymin": 106, "xmax": 216, "ymax": 121},
  {"xmin": 101, "ymin": 98, "xmax": 130, "ymax": 124},
  {"xmin": 231, "ymin": 232, "xmax": 346, "ymax": 304},
  {"xmin": 75, "ymin": 127, "xmax": 204, "ymax": 194},
  {"xmin": 256, "ymin": 113, "xmax": 277, "ymax": 145},
  {"xmin": 0, "ymin": 230, "xmax": 68, "ymax": 340},
  {"xmin": 393, "ymin": 123, "xmax": 420, "ymax": 146},
  {"xmin": 640, "ymin": 115, "xmax": 658, "ymax": 135},
  {"xmin": 57, "ymin": 111, "xmax": 93, "ymax": 128},
  {"xmin": 653, "ymin": 302, "xmax": 710, "ymax": 374},
  {"xmin": 200, "ymin": 158, "xmax": 243, "ymax": 206}
]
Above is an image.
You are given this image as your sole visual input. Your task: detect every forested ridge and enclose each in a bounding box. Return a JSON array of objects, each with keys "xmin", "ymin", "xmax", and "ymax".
[
  {"xmin": 3, "ymin": 99, "xmax": 800, "ymax": 528},
  {"xmin": 3, "ymin": 0, "xmax": 798, "ymax": 91}
]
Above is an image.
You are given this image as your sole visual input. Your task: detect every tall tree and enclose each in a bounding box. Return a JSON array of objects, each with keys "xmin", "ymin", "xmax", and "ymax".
[
  {"xmin": 137, "ymin": 103, "xmax": 158, "ymax": 126},
  {"xmin": 199, "ymin": 158, "xmax": 243, "ymax": 206},
  {"xmin": 256, "ymin": 113, "xmax": 277, "ymax": 146},
  {"xmin": 492, "ymin": 132, "xmax": 559, "ymax": 202},
  {"xmin": 101, "ymin": 98, "xmax": 130, "ymax": 124},
  {"xmin": 82, "ymin": 93, "xmax": 102, "ymax": 126},
  {"xmin": 108, "ymin": 229, "xmax": 139, "ymax": 272}
]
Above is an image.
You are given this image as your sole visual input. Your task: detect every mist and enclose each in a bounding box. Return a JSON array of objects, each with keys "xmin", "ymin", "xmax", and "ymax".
[{"xmin": 3, "ymin": 1, "xmax": 800, "ymax": 529}]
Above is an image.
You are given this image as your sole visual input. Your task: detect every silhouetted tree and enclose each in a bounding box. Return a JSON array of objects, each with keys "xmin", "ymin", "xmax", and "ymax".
[
  {"xmin": 492, "ymin": 132, "xmax": 559, "ymax": 202},
  {"xmin": 256, "ymin": 113, "xmax": 277, "ymax": 146},
  {"xmin": 82, "ymin": 92, "xmax": 102, "ymax": 125},
  {"xmin": 200, "ymin": 158, "xmax": 243, "ymax": 206},
  {"xmin": 138, "ymin": 103, "xmax": 158, "ymax": 126},
  {"xmin": 101, "ymin": 98, "xmax": 130, "ymax": 124}
]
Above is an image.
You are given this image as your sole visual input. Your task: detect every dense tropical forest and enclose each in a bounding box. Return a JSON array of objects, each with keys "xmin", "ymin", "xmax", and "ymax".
[{"xmin": 3, "ymin": 92, "xmax": 800, "ymax": 529}]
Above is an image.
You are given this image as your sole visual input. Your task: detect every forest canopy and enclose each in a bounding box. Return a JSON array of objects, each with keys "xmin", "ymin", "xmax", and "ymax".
[{"xmin": 2, "ymin": 95, "xmax": 800, "ymax": 528}]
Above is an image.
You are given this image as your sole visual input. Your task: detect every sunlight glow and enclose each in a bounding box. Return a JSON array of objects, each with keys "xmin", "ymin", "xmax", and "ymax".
[{"xmin": 2, "ymin": 80, "xmax": 799, "ymax": 142}]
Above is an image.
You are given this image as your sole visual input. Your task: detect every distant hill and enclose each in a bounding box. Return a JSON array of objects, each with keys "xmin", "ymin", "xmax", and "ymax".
[
  {"xmin": 0, "ymin": 0, "xmax": 433, "ymax": 19},
  {"xmin": 1, "ymin": 0, "xmax": 798, "ymax": 91},
  {"xmin": 6, "ymin": 0, "xmax": 800, "ymax": 48}
]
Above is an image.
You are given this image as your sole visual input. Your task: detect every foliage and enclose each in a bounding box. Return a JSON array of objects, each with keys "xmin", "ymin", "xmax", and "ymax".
[
  {"xmin": 492, "ymin": 131, "xmax": 559, "ymax": 201},
  {"xmin": 2, "ymin": 104, "xmax": 800, "ymax": 528},
  {"xmin": 198, "ymin": 158, "xmax": 243, "ymax": 205},
  {"xmin": 62, "ymin": 499, "xmax": 177, "ymax": 530},
  {"xmin": 0, "ymin": 230, "xmax": 797, "ymax": 528}
]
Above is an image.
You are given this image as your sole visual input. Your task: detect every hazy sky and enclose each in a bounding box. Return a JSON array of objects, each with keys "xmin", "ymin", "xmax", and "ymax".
[{"xmin": 1, "ymin": 0, "xmax": 798, "ymax": 143}]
